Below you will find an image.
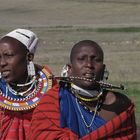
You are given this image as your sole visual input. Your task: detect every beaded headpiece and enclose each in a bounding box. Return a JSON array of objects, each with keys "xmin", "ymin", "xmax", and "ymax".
[{"xmin": 1, "ymin": 28, "xmax": 38, "ymax": 54}]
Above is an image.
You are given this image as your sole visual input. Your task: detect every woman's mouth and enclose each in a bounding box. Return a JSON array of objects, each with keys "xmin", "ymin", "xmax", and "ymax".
[
  {"xmin": 1, "ymin": 71, "xmax": 10, "ymax": 77},
  {"xmin": 84, "ymin": 73, "xmax": 95, "ymax": 79}
]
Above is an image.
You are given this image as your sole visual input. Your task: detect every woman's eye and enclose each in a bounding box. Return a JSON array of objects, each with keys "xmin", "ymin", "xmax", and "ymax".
[
  {"xmin": 95, "ymin": 58, "xmax": 102, "ymax": 62},
  {"xmin": 78, "ymin": 57, "xmax": 85, "ymax": 61},
  {"xmin": 91, "ymin": 57, "xmax": 102, "ymax": 62},
  {"xmin": 5, "ymin": 53, "xmax": 14, "ymax": 57}
]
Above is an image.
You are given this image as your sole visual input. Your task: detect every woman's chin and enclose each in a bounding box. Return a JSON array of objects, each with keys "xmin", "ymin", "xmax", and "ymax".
[
  {"xmin": 2, "ymin": 76, "xmax": 12, "ymax": 83},
  {"xmin": 79, "ymin": 81, "xmax": 95, "ymax": 90}
]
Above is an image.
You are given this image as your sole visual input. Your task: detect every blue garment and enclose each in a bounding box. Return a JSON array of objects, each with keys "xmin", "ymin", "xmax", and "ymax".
[
  {"xmin": 59, "ymin": 87, "xmax": 106, "ymax": 138},
  {"xmin": 0, "ymin": 78, "xmax": 25, "ymax": 99}
]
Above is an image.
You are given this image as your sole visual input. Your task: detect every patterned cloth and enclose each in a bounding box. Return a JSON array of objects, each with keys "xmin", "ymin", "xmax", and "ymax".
[
  {"xmin": 1, "ymin": 28, "xmax": 38, "ymax": 54},
  {"xmin": 0, "ymin": 66, "xmax": 54, "ymax": 140},
  {"xmin": 28, "ymin": 84, "xmax": 137, "ymax": 140}
]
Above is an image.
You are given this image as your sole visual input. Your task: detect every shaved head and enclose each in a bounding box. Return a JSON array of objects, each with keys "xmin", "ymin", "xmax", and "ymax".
[{"xmin": 70, "ymin": 40, "xmax": 104, "ymax": 63}]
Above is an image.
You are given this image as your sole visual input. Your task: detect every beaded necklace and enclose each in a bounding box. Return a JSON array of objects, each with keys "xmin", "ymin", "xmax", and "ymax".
[
  {"xmin": 71, "ymin": 83, "xmax": 99, "ymax": 98},
  {"xmin": 71, "ymin": 83, "xmax": 103, "ymax": 102},
  {"xmin": 7, "ymin": 77, "xmax": 37, "ymax": 97},
  {"xmin": 10, "ymin": 75, "xmax": 36, "ymax": 87},
  {"xmin": 76, "ymin": 97, "xmax": 100, "ymax": 133},
  {"xmin": 70, "ymin": 83, "xmax": 104, "ymax": 132},
  {"xmin": 74, "ymin": 91, "xmax": 102, "ymax": 102},
  {"xmin": 0, "ymin": 68, "xmax": 52, "ymax": 111}
]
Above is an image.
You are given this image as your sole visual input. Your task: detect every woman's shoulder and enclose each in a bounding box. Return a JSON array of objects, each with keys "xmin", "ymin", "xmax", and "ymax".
[
  {"xmin": 35, "ymin": 84, "xmax": 60, "ymax": 112},
  {"xmin": 43, "ymin": 84, "xmax": 60, "ymax": 96},
  {"xmin": 102, "ymin": 90, "xmax": 131, "ymax": 114}
]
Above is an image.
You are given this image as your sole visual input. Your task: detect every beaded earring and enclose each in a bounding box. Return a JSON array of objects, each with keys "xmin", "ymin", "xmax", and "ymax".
[
  {"xmin": 61, "ymin": 64, "xmax": 69, "ymax": 77},
  {"xmin": 103, "ymin": 67, "xmax": 109, "ymax": 81},
  {"xmin": 27, "ymin": 61, "xmax": 35, "ymax": 77}
]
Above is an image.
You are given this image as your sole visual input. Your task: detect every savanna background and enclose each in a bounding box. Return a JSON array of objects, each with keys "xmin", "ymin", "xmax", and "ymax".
[{"xmin": 0, "ymin": 0, "xmax": 140, "ymax": 137}]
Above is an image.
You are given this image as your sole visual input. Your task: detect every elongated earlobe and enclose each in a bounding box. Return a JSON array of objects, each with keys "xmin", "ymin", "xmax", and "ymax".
[
  {"xmin": 60, "ymin": 64, "xmax": 72, "ymax": 77},
  {"xmin": 27, "ymin": 52, "xmax": 34, "ymax": 61},
  {"xmin": 102, "ymin": 64, "xmax": 109, "ymax": 81},
  {"xmin": 61, "ymin": 64, "xmax": 69, "ymax": 77}
]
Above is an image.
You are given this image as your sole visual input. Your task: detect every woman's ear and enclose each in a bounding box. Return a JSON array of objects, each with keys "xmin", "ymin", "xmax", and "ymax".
[
  {"xmin": 67, "ymin": 64, "xmax": 72, "ymax": 76},
  {"xmin": 27, "ymin": 52, "xmax": 34, "ymax": 61},
  {"xmin": 61, "ymin": 64, "xmax": 71, "ymax": 77},
  {"xmin": 102, "ymin": 64, "xmax": 109, "ymax": 81},
  {"xmin": 100, "ymin": 64, "xmax": 106, "ymax": 80}
]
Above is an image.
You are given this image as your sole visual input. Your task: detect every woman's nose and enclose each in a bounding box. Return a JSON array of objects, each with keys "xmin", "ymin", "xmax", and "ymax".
[
  {"xmin": 0, "ymin": 56, "xmax": 7, "ymax": 66},
  {"xmin": 86, "ymin": 59, "xmax": 94, "ymax": 67}
]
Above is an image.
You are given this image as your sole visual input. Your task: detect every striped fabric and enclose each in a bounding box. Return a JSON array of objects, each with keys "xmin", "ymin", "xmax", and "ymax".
[
  {"xmin": 28, "ymin": 85, "xmax": 137, "ymax": 140},
  {"xmin": 0, "ymin": 109, "xmax": 32, "ymax": 140}
]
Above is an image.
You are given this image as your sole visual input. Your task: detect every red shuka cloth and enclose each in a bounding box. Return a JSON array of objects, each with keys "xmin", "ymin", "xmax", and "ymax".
[
  {"xmin": 0, "ymin": 109, "xmax": 33, "ymax": 140},
  {"xmin": 28, "ymin": 85, "xmax": 137, "ymax": 140}
]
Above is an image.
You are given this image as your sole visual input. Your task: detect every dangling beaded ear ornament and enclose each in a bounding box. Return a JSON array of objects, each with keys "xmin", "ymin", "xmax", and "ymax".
[
  {"xmin": 27, "ymin": 61, "xmax": 35, "ymax": 77},
  {"xmin": 103, "ymin": 67, "xmax": 109, "ymax": 82},
  {"xmin": 61, "ymin": 64, "xmax": 69, "ymax": 77},
  {"xmin": 0, "ymin": 72, "xmax": 1, "ymax": 79}
]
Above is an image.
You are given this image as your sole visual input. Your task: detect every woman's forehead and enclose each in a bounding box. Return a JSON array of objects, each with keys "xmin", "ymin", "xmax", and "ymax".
[
  {"xmin": 0, "ymin": 37, "xmax": 20, "ymax": 45},
  {"xmin": 0, "ymin": 37, "xmax": 28, "ymax": 53},
  {"xmin": 74, "ymin": 45, "xmax": 102, "ymax": 55}
]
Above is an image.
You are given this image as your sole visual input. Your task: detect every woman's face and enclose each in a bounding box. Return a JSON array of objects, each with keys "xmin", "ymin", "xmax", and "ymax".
[
  {"xmin": 0, "ymin": 38, "xmax": 28, "ymax": 84},
  {"xmin": 69, "ymin": 45, "xmax": 104, "ymax": 90}
]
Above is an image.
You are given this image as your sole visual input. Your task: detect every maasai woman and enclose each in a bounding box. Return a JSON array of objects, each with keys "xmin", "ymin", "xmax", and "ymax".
[
  {"xmin": 28, "ymin": 40, "xmax": 137, "ymax": 140},
  {"xmin": 0, "ymin": 29, "xmax": 55, "ymax": 140}
]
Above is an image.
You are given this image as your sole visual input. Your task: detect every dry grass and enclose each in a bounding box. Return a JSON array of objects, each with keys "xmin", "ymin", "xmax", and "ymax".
[{"xmin": 0, "ymin": 0, "xmax": 140, "ymax": 28}]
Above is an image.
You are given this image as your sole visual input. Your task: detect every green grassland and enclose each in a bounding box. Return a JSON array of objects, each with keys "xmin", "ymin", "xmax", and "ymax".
[{"xmin": 0, "ymin": 0, "xmax": 140, "ymax": 135}]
